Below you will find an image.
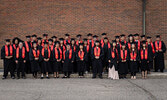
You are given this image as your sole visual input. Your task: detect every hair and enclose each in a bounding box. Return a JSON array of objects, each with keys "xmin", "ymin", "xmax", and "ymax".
[{"xmin": 130, "ymin": 44, "xmax": 137, "ymax": 53}]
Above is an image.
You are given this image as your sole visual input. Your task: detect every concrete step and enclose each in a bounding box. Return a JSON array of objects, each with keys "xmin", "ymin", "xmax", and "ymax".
[{"xmin": 0, "ymin": 71, "xmax": 167, "ymax": 79}]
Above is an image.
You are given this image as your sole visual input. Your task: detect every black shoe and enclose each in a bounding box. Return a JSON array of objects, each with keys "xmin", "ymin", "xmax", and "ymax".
[
  {"xmin": 92, "ymin": 76, "xmax": 96, "ymax": 79},
  {"xmin": 2, "ymin": 76, "xmax": 6, "ymax": 80},
  {"xmin": 46, "ymin": 77, "xmax": 50, "ymax": 79},
  {"xmin": 41, "ymin": 77, "xmax": 44, "ymax": 79},
  {"xmin": 67, "ymin": 76, "xmax": 70, "ymax": 78},
  {"xmin": 11, "ymin": 76, "xmax": 15, "ymax": 79},
  {"xmin": 99, "ymin": 76, "xmax": 103, "ymax": 79},
  {"xmin": 62, "ymin": 76, "xmax": 67, "ymax": 78}
]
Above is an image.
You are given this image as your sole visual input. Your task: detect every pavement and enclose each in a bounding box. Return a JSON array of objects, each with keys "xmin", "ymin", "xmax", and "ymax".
[{"xmin": 0, "ymin": 78, "xmax": 167, "ymax": 100}]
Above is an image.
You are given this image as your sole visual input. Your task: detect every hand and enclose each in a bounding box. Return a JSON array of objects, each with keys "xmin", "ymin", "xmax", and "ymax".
[
  {"xmin": 134, "ymin": 59, "xmax": 136, "ymax": 61},
  {"xmin": 62, "ymin": 61, "xmax": 64, "ymax": 63},
  {"xmin": 130, "ymin": 59, "xmax": 133, "ymax": 61},
  {"xmin": 147, "ymin": 61, "xmax": 149, "ymax": 63},
  {"xmin": 140, "ymin": 61, "xmax": 141, "ymax": 63},
  {"xmin": 159, "ymin": 49, "xmax": 162, "ymax": 52},
  {"xmin": 35, "ymin": 58, "xmax": 39, "ymax": 60},
  {"xmin": 23, "ymin": 60, "xmax": 26, "ymax": 63},
  {"xmin": 108, "ymin": 60, "xmax": 111, "ymax": 63},
  {"xmin": 71, "ymin": 61, "xmax": 74, "ymax": 63},
  {"xmin": 81, "ymin": 59, "xmax": 84, "ymax": 61},
  {"xmin": 156, "ymin": 50, "xmax": 158, "ymax": 52},
  {"xmin": 15, "ymin": 60, "xmax": 18, "ymax": 64}
]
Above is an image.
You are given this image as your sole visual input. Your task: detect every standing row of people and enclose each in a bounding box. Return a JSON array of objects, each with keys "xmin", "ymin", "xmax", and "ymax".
[{"xmin": 1, "ymin": 33, "xmax": 166, "ymax": 79}]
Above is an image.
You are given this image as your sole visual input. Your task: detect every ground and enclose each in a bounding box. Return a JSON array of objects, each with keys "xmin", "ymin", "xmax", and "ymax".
[{"xmin": 0, "ymin": 78, "xmax": 167, "ymax": 100}]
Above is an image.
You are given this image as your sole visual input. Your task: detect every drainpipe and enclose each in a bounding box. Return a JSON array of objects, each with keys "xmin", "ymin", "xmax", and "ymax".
[{"xmin": 142, "ymin": 0, "xmax": 146, "ymax": 35}]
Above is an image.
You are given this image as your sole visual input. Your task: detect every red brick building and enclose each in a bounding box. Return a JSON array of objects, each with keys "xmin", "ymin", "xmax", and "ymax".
[{"xmin": 0, "ymin": 0, "xmax": 166, "ymax": 59}]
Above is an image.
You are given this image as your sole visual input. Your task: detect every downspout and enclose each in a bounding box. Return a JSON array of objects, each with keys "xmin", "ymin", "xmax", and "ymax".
[{"xmin": 142, "ymin": 0, "xmax": 146, "ymax": 35}]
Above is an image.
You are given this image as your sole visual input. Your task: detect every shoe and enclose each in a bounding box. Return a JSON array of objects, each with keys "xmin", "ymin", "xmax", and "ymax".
[
  {"xmin": 62, "ymin": 76, "xmax": 67, "ymax": 78},
  {"xmin": 2, "ymin": 76, "xmax": 6, "ymax": 80},
  {"xmin": 67, "ymin": 76, "xmax": 70, "ymax": 78},
  {"xmin": 11, "ymin": 76, "xmax": 15, "ymax": 79},
  {"xmin": 17, "ymin": 77, "xmax": 20, "ymax": 79},
  {"xmin": 41, "ymin": 77, "xmax": 44, "ymax": 79},
  {"xmin": 92, "ymin": 76, "xmax": 96, "ymax": 79},
  {"xmin": 99, "ymin": 76, "xmax": 103, "ymax": 79},
  {"xmin": 46, "ymin": 77, "xmax": 50, "ymax": 79}
]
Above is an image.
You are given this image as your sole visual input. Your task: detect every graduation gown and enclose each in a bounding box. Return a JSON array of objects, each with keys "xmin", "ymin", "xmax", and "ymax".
[
  {"xmin": 147, "ymin": 42, "xmax": 155, "ymax": 69},
  {"xmin": 118, "ymin": 49, "xmax": 129, "ymax": 74},
  {"xmin": 1, "ymin": 45, "xmax": 15, "ymax": 77},
  {"xmin": 52, "ymin": 47, "xmax": 62, "ymax": 72},
  {"xmin": 91, "ymin": 47, "xmax": 104, "ymax": 75},
  {"xmin": 129, "ymin": 50, "xmax": 140, "ymax": 73},
  {"xmin": 153, "ymin": 41, "xmax": 166, "ymax": 71},
  {"xmin": 63, "ymin": 49, "xmax": 75, "ymax": 72},
  {"xmin": 108, "ymin": 47, "xmax": 118, "ymax": 70},
  {"xmin": 76, "ymin": 50, "xmax": 87, "ymax": 72},
  {"xmin": 40, "ymin": 48, "xmax": 52, "ymax": 73},
  {"xmin": 29, "ymin": 49, "xmax": 41, "ymax": 72},
  {"xmin": 24, "ymin": 41, "xmax": 32, "ymax": 73},
  {"xmin": 71, "ymin": 45, "xmax": 77, "ymax": 72}
]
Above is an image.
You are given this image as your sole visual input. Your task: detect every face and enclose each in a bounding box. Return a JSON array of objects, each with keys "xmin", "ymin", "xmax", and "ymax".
[
  {"xmin": 53, "ymin": 38, "xmax": 56, "ymax": 42},
  {"xmin": 33, "ymin": 43, "xmax": 37, "ymax": 48},
  {"xmin": 26, "ymin": 38, "xmax": 31, "ymax": 42},
  {"xmin": 37, "ymin": 40, "xmax": 41, "ymax": 44},
  {"xmin": 15, "ymin": 39, "xmax": 19, "ymax": 44},
  {"xmin": 77, "ymin": 36, "xmax": 81, "ymax": 40},
  {"xmin": 143, "ymin": 43, "xmax": 146, "ymax": 47},
  {"xmin": 60, "ymin": 40, "xmax": 64, "ymax": 44},
  {"xmin": 141, "ymin": 37, "xmax": 145, "ymax": 41},
  {"xmin": 116, "ymin": 38, "xmax": 119, "ymax": 42},
  {"xmin": 134, "ymin": 36, "xmax": 139, "ymax": 40},
  {"xmin": 71, "ymin": 40, "xmax": 75, "ymax": 45},
  {"xmin": 6, "ymin": 42, "xmax": 10, "ymax": 45},
  {"xmin": 66, "ymin": 45, "xmax": 70, "ymax": 50},
  {"xmin": 65, "ymin": 36, "xmax": 69, "ymax": 40},
  {"xmin": 102, "ymin": 35, "xmax": 106, "ymax": 38},
  {"xmin": 122, "ymin": 45, "xmax": 125, "ymax": 49},
  {"xmin": 44, "ymin": 44, "xmax": 48, "ymax": 48},
  {"xmin": 79, "ymin": 45, "xmax": 83, "ymax": 49},
  {"xmin": 156, "ymin": 37, "xmax": 160, "ymax": 41},
  {"xmin": 129, "ymin": 36, "xmax": 133, "ymax": 41},
  {"xmin": 93, "ymin": 37, "xmax": 97, "ymax": 41},
  {"xmin": 112, "ymin": 42, "xmax": 116, "ymax": 47},
  {"xmin": 84, "ymin": 41, "xmax": 87, "ymax": 45},
  {"xmin": 43, "ymin": 36, "xmax": 47, "ymax": 40},
  {"xmin": 32, "ymin": 37, "xmax": 37, "ymax": 41},
  {"xmin": 147, "ymin": 39, "xmax": 151, "ymax": 43},
  {"xmin": 19, "ymin": 42, "xmax": 23, "ymax": 48},
  {"xmin": 88, "ymin": 36, "xmax": 92, "ymax": 40},
  {"xmin": 49, "ymin": 41, "xmax": 52, "ymax": 45},
  {"xmin": 95, "ymin": 42, "xmax": 99, "ymax": 47},
  {"xmin": 121, "ymin": 36, "xmax": 125, "ymax": 41},
  {"xmin": 56, "ymin": 43, "xmax": 59, "ymax": 48},
  {"xmin": 104, "ymin": 39, "xmax": 108, "ymax": 43},
  {"xmin": 132, "ymin": 44, "xmax": 135, "ymax": 48}
]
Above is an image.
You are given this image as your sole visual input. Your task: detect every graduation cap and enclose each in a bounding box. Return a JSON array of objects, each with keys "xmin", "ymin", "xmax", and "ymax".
[
  {"xmin": 44, "ymin": 41, "xmax": 48, "ymax": 44},
  {"xmin": 104, "ymin": 37, "xmax": 108, "ymax": 40},
  {"xmin": 19, "ymin": 40, "xmax": 24, "ymax": 43},
  {"xmin": 48, "ymin": 39, "xmax": 53, "ymax": 42},
  {"xmin": 26, "ymin": 35, "xmax": 31, "ymax": 38},
  {"xmin": 79, "ymin": 43, "xmax": 84, "ymax": 46},
  {"xmin": 5, "ymin": 39, "xmax": 10, "ymax": 42},
  {"xmin": 95, "ymin": 40, "xmax": 100, "ymax": 43},
  {"xmin": 87, "ymin": 33, "xmax": 92, "ymax": 36},
  {"xmin": 134, "ymin": 33, "xmax": 139, "ymax": 36},
  {"xmin": 128, "ymin": 34, "xmax": 133, "ymax": 37},
  {"xmin": 156, "ymin": 35, "xmax": 160, "ymax": 38},
  {"xmin": 121, "ymin": 42, "xmax": 125, "ymax": 45},
  {"xmin": 65, "ymin": 33, "xmax": 70, "ymax": 36},
  {"xmin": 32, "ymin": 41, "xmax": 37, "ymax": 45},
  {"xmin": 37, "ymin": 37, "xmax": 42, "ymax": 40},
  {"xmin": 141, "ymin": 35, "xmax": 145, "ymax": 38},
  {"xmin": 43, "ymin": 34, "xmax": 48, "ymax": 37},
  {"xmin": 66, "ymin": 42, "xmax": 71, "ymax": 45},
  {"xmin": 120, "ymin": 34, "xmax": 125, "ymax": 37},
  {"xmin": 115, "ymin": 36, "xmax": 120, "ymax": 39},
  {"xmin": 101, "ymin": 33, "xmax": 107, "ymax": 35},
  {"xmin": 142, "ymin": 40, "xmax": 146, "ymax": 44},
  {"xmin": 76, "ymin": 34, "xmax": 82, "ymax": 37},
  {"xmin": 59, "ymin": 38, "xmax": 64, "ymax": 41},
  {"xmin": 93, "ymin": 35, "xmax": 98, "ymax": 38},
  {"xmin": 71, "ymin": 38, "xmax": 75, "ymax": 41},
  {"xmin": 83, "ymin": 38, "xmax": 88, "ymax": 41},
  {"xmin": 51, "ymin": 36, "xmax": 57, "ymax": 38},
  {"xmin": 147, "ymin": 36, "xmax": 151, "ymax": 39},
  {"xmin": 32, "ymin": 34, "xmax": 37, "ymax": 37}
]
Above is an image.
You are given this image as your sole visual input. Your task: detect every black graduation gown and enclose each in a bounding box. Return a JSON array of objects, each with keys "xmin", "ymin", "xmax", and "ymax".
[
  {"xmin": 91, "ymin": 47, "xmax": 104, "ymax": 76},
  {"xmin": 147, "ymin": 43, "xmax": 155, "ymax": 70},
  {"xmin": 71, "ymin": 45, "xmax": 77, "ymax": 72},
  {"xmin": 76, "ymin": 50, "xmax": 87, "ymax": 72},
  {"xmin": 129, "ymin": 50, "xmax": 140, "ymax": 73},
  {"xmin": 83, "ymin": 45, "xmax": 90, "ymax": 71},
  {"xmin": 1, "ymin": 45, "xmax": 15, "ymax": 77},
  {"xmin": 153, "ymin": 41, "xmax": 166, "ymax": 71},
  {"xmin": 102, "ymin": 43, "xmax": 111, "ymax": 68},
  {"xmin": 60, "ymin": 45, "xmax": 66, "ymax": 72},
  {"xmin": 108, "ymin": 48, "xmax": 118, "ymax": 70},
  {"xmin": 29, "ymin": 49, "xmax": 41, "ymax": 72},
  {"xmin": 23, "ymin": 41, "xmax": 32, "ymax": 73},
  {"xmin": 40, "ymin": 48, "xmax": 52, "ymax": 73},
  {"xmin": 118, "ymin": 49, "xmax": 129, "ymax": 75},
  {"xmin": 52, "ymin": 48, "xmax": 62, "ymax": 72},
  {"xmin": 63, "ymin": 50, "xmax": 75, "ymax": 72}
]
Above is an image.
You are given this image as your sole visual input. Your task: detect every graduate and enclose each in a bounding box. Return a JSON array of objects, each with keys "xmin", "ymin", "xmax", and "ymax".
[
  {"xmin": 91, "ymin": 35, "xmax": 98, "ymax": 48},
  {"xmin": 100, "ymin": 33, "xmax": 107, "ymax": 46},
  {"xmin": 71, "ymin": 38, "xmax": 77, "ymax": 73},
  {"xmin": 101, "ymin": 37, "xmax": 111, "ymax": 72},
  {"xmin": 62, "ymin": 43, "xmax": 75, "ymax": 78},
  {"xmin": 115, "ymin": 36, "xmax": 120, "ymax": 52},
  {"xmin": 52, "ymin": 41, "xmax": 62, "ymax": 78},
  {"xmin": 37, "ymin": 37, "xmax": 43, "ymax": 52},
  {"xmin": 91, "ymin": 40, "xmax": 104, "ymax": 79},
  {"xmin": 24, "ymin": 35, "xmax": 32, "ymax": 74},
  {"xmin": 48, "ymin": 39, "xmax": 54, "ymax": 51},
  {"xmin": 141, "ymin": 35, "xmax": 146, "ymax": 42},
  {"xmin": 31, "ymin": 34, "xmax": 37, "ymax": 42},
  {"xmin": 134, "ymin": 33, "xmax": 141, "ymax": 51},
  {"xmin": 29, "ymin": 41, "xmax": 40, "ymax": 79},
  {"xmin": 140, "ymin": 41, "xmax": 150, "ymax": 79},
  {"xmin": 1, "ymin": 39, "xmax": 15, "ymax": 79},
  {"xmin": 40, "ymin": 42, "xmax": 52, "ymax": 79},
  {"xmin": 14, "ymin": 41, "xmax": 27, "ymax": 79},
  {"xmin": 64, "ymin": 33, "xmax": 71, "ymax": 45},
  {"xmin": 51, "ymin": 36, "xmax": 57, "ymax": 46},
  {"xmin": 129, "ymin": 42, "xmax": 139, "ymax": 79},
  {"xmin": 59, "ymin": 38, "xmax": 66, "ymax": 73},
  {"xmin": 108, "ymin": 40, "xmax": 119, "ymax": 80},
  {"xmin": 153, "ymin": 35, "xmax": 166, "ymax": 72},
  {"xmin": 87, "ymin": 33, "xmax": 93, "ymax": 50},
  {"xmin": 146, "ymin": 36, "xmax": 155, "ymax": 73},
  {"xmin": 76, "ymin": 34, "xmax": 83, "ymax": 47},
  {"xmin": 12, "ymin": 37, "xmax": 20, "ymax": 50},
  {"xmin": 76, "ymin": 43, "xmax": 87, "ymax": 78},
  {"xmin": 119, "ymin": 34, "xmax": 127, "ymax": 50},
  {"xmin": 83, "ymin": 38, "xmax": 90, "ymax": 73},
  {"xmin": 42, "ymin": 34, "xmax": 48, "ymax": 47},
  {"xmin": 127, "ymin": 34, "xmax": 134, "ymax": 51},
  {"xmin": 118, "ymin": 42, "xmax": 129, "ymax": 79}
]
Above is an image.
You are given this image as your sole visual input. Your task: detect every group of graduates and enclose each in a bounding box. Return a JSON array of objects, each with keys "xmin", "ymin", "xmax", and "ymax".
[{"xmin": 1, "ymin": 33, "xmax": 166, "ymax": 80}]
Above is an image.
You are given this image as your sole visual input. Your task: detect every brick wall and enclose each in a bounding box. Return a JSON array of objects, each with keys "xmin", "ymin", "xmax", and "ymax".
[{"xmin": 0, "ymin": 0, "xmax": 166, "ymax": 58}]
